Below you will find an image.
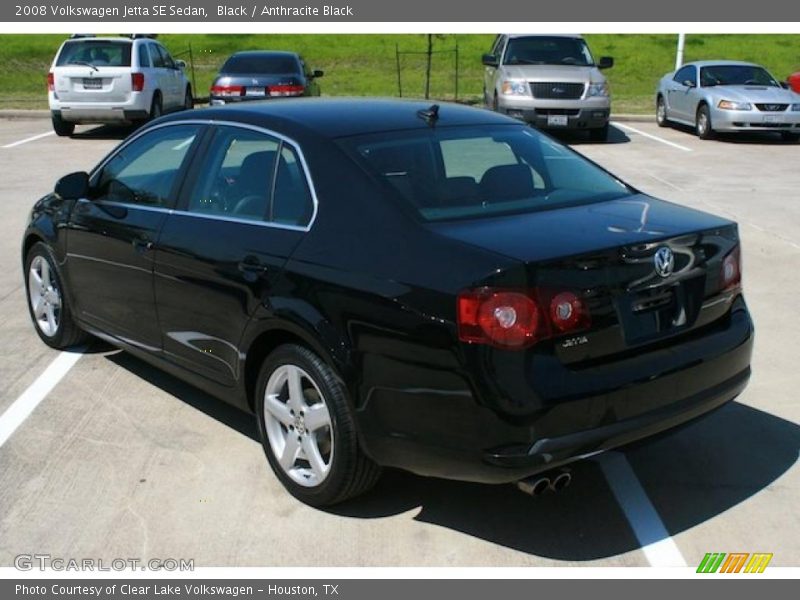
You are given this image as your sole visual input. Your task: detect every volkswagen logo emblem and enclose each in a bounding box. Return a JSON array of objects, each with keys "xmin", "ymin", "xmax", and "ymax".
[{"xmin": 654, "ymin": 247, "xmax": 675, "ymax": 278}]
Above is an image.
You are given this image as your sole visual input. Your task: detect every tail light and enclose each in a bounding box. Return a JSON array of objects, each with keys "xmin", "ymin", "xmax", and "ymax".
[
  {"xmin": 47, "ymin": 72, "xmax": 54, "ymax": 92},
  {"xmin": 131, "ymin": 73, "xmax": 145, "ymax": 92},
  {"xmin": 458, "ymin": 288, "xmax": 591, "ymax": 350},
  {"xmin": 268, "ymin": 84, "xmax": 305, "ymax": 97},
  {"xmin": 720, "ymin": 245, "xmax": 742, "ymax": 291},
  {"xmin": 211, "ymin": 85, "xmax": 244, "ymax": 97}
]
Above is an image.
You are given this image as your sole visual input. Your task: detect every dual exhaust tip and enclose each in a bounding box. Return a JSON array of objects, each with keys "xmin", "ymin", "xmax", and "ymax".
[{"xmin": 516, "ymin": 470, "xmax": 572, "ymax": 497}]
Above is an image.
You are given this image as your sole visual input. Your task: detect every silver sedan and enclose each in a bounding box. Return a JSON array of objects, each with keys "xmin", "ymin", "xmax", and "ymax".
[{"xmin": 655, "ymin": 60, "xmax": 800, "ymax": 141}]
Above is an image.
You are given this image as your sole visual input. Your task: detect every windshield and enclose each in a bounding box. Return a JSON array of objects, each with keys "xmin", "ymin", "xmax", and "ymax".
[
  {"xmin": 56, "ymin": 40, "xmax": 132, "ymax": 67},
  {"xmin": 503, "ymin": 36, "xmax": 594, "ymax": 66},
  {"xmin": 700, "ymin": 65, "xmax": 780, "ymax": 87},
  {"xmin": 341, "ymin": 125, "xmax": 632, "ymax": 223},
  {"xmin": 221, "ymin": 54, "xmax": 299, "ymax": 75}
]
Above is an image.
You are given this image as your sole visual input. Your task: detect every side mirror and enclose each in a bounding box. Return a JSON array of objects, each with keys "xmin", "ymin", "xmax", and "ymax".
[
  {"xmin": 312, "ymin": 69, "xmax": 324, "ymax": 78},
  {"xmin": 54, "ymin": 171, "xmax": 89, "ymax": 200},
  {"xmin": 683, "ymin": 79, "xmax": 696, "ymax": 88},
  {"xmin": 175, "ymin": 59, "xmax": 186, "ymax": 69},
  {"xmin": 598, "ymin": 56, "xmax": 614, "ymax": 69},
  {"xmin": 482, "ymin": 53, "xmax": 499, "ymax": 67}
]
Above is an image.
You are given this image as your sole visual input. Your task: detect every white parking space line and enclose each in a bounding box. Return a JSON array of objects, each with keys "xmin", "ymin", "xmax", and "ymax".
[
  {"xmin": 597, "ymin": 452, "xmax": 688, "ymax": 567},
  {"xmin": 0, "ymin": 348, "xmax": 85, "ymax": 448},
  {"xmin": 2, "ymin": 131, "xmax": 56, "ymax": 149},
  {"xmin": 611, "ymin": 122, "xmax": 693, "ymax": 153}
]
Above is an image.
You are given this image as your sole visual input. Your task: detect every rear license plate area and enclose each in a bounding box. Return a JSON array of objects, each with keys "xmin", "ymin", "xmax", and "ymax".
[
  {"xmin": 617, "ymin": 278, "xmax": 705, "ymax": 344},
  {"xmin": 82, "ymin": 78, "xmax": 102, "ymax": 90},
  {"xmin": 246, "ymin": 87, "xmax": 266, "ymax": 97}
]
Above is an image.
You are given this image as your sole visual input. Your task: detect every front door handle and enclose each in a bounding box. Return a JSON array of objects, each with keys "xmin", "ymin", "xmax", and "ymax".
[
  {"xmin": 238, "ymin": 257, "xmax": 269, "ymax": 276},
  {"xmin": 133, "ymin": 237, "xmax": 154, "ymax": 252}
]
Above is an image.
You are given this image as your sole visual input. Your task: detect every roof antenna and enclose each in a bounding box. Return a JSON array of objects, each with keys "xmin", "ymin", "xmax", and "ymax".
[{"xmin": 417, "ymin": 104, "xmax": 440, "ymax": 127}]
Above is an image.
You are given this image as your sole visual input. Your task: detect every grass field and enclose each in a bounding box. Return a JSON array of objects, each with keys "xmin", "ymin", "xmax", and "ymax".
[{"xmin": 1, "ymin": 34, "xmax": 798, "ymax": 113}]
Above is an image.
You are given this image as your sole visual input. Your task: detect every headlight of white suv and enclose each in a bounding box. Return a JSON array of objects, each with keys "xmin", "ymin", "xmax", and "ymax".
[
  {"xmin": 501, "ymin": 81, "xmax": 528, "ymax": 96},
  {"xmin": 587, "ymin": 82, "xmax": 609, "ymax": 97},
  {"xmin": 718, "ymin": 100, "xmax": 752, "ymax": 111}
]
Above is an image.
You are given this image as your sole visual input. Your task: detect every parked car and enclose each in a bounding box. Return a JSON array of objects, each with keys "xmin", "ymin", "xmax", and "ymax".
[
  {"xmin": 23, "ymin": 99, "xmax": 753, "ymax": 506},
  {"xmin": 48, "ymin": 35, "xmax": 193, "ymax": 136},
  {"xmin": 209, "ymin": 51, "xmax": 323, "ymax": 105},
  {"xmin": 656, "ymin": 60, "xmax": 800, "ymax": 141},
  {"xmin": 482, "ymin": 34, "xmax": 614, "ymax": 141},
  {"xmin": 789, "ymin": 71, "xmax": 800, "ymax": 93}
]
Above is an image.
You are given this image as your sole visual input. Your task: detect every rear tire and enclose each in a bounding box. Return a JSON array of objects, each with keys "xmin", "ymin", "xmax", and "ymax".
[
  {"xmin": 51, "ymin": 113, "xmax": 75, "ymax": 137},
  {"xmin": 183, "ymin": 86, "xmax": 193, "ymax": 111},
  {"xmin": 149, "ymin": 92, "xmax": 163, "ymax": 121},
  {"xmin": 696, "ymin": 104, "xmax": 714, "ymax": 140},
  {"xmin": 589, "ymin": 123, "xmax": 609, "ymax": 142},
  {"xmin": 25, "ymin": 242, "xmax": 88, "ymax": 349},
  {"xmin": 255, "ymin": 344, "xmax": 381, "ymax": 506},
  {"xmin": 656, "ymin": 95, "xmax": 668, "ymax": 127}
]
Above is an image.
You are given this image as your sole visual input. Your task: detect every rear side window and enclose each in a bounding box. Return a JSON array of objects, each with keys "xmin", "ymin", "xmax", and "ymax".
[
  {"xmin": 92, "ymin": 125, "xmax": 199, "ymax": 207},
  {"xmin": 221, "ymin": 54, "xmax": 299, "ymax": 75},
  {"xmin": 185, "ymin": 126, "xmax": 314, "ymax": 227},
  {"xmin": 343, "ymin": 125, "xmax": 631, "ymax": 222},
  {"xmin": 56, "ymin": 40, "xmax": 132, "ymax": 67},
  {"xmin": 137, "ymin": 44, "xmax": 150, "ymax": 68}
]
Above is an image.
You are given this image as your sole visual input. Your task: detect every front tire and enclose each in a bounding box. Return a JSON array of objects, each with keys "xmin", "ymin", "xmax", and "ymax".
[
  {"xmin": 589, "ymin": 123, "xmax": 609, "ymax": 142},
  {"xmin": 255, "ymin": 344, "xmax": 381, "ymax": 506},
  {"xmin": 183, "ymin": 86, "xmax": 193, "ymax": 111},
  {"xmin": 696, "ymin": 104, "xmax": 714, "ymax": 140},
  {"xmin": 25, "ymin": 242, "xmax": 88, "ymax": 349},
  {"xmin": 51, "ymin": 113, "xmax": 75, "ymax": 137}
]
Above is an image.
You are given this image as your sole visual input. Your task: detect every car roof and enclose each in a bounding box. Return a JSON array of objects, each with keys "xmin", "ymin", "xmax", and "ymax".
[
  {"xmin": 158, "ymin": 98, "xmax": 518, "ymax": 139},
  {"xmin": 681, "ymin": 60, "xmax": 762, "ymax": 68},
  {"xmin": 504, "ymin": 33, "xmax": 584, "ymax": 40},
  {"xmin": 63, "ymin": 37, "xmax": 134, "ymax": 43},
  {"xmin": 228, "ymin": 50, "xmax": 299, "ymax": 58}
]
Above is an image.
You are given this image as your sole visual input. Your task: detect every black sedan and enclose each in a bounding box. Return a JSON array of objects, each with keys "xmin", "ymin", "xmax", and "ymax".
[
  {"xmin": 209, "ymin": 50, "xmax": 322, "ymax": 105},
  {"xmin": 22, "ymin": 99, "xmax": 753, "ymax": 506}
]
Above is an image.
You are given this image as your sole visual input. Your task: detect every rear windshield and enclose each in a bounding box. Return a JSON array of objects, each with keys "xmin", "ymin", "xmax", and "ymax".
[
  {"xmin": 221, "ymin": 54, "xmax": 299, "ymax": 75},
  {"xmin": 699, "ymin": 65, "xmax": 780, "ymax": 87},
  {"xmin": 503, "ymin": 36, "xmax": 594, "ymax": 67},
  {"xmin": 56, "ymin": 40, "xmax": 132, "ymax": 67},
  {"xmin": 341, "ymin": 125, "xmax": 632, "ymax": 222}
]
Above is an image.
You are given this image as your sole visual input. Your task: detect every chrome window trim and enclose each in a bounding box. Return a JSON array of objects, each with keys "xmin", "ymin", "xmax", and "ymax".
[{"xmin": 88, "ymin": 118, "xmax": 320, "ymax": 232}]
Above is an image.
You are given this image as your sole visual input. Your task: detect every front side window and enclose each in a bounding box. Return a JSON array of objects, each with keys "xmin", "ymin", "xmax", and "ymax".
[
  {"xmin": 92, "ymin": 125, "xmax": 199, "ymax": 207},
  {"xmin": 342, "ymin": 125, "xmax": 632, "ymax": 223},
  {"xmin": 673, "ymin": 65, "xmax": 697, "ymax": 86}
]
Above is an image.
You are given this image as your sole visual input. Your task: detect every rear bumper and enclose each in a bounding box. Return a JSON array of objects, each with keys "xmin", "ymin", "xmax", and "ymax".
[
  {"xmin": 49, "ymin": 92, "xmax": 151, "ymax": 123},
  {"xmin": 358, "ymin": 296, "xmax": 754, "ymax": 484}
]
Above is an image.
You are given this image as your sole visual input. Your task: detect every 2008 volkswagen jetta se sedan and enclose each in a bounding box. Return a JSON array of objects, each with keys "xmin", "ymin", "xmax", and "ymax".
[{"xmin": 22, "ymin": 99, "xmax": 753, "ymax": 506}]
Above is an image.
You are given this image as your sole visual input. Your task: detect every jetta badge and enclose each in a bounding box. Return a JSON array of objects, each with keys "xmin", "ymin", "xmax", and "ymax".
[{"xmin": 654, "ymin": 246, "xmax": 675, "ymax": 277}]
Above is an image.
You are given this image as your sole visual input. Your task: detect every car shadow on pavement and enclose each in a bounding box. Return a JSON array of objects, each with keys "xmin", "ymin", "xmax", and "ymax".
[
  {"xmin": 552, "ymin": 124, "xmax": 631, "ymax": 146},
  {"xmin": 100, "ymin": 348, "xmax": 799, "ymax": 561},
  {"xmin": 662, "ymin": 122, "xmax": 798, "ymax": 145},
  {"xmin": 70, "ymin": 124, "xmax": 135, "ymax": 141},
  {"xmin": 330, "ymin": 401, "xmax": 800, "ymax": 561}
]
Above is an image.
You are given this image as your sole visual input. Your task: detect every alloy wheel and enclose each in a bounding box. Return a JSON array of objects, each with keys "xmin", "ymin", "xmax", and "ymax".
[
  {"xmin": 262, "ymin": 364, "xmax": 333, "ymax": 487},
  {"xmin": 28, "ymin": 255, "xmax": 61, "ymax": 337}
]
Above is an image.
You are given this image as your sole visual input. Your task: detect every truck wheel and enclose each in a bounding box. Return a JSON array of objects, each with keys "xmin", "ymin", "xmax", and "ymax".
[{"xmin": 589, "ymin": 123, "xmax": 609, "ymax": 142}]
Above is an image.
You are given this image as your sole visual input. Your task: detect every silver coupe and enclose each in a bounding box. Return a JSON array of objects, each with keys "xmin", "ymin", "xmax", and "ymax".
[{"xmin": 655, "ymin": 60, "xmax": 800, "ymax": 141}]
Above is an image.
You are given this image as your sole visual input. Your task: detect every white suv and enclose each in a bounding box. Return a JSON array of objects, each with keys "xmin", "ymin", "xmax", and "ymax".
[{"xmin": 48, "ymin": 35, "xmax": 193, "ymax": 136}]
